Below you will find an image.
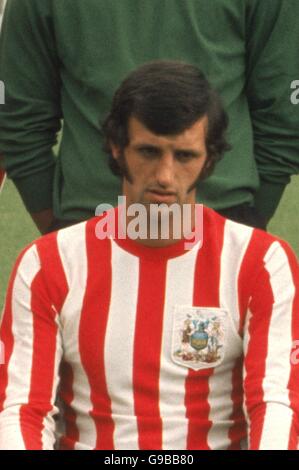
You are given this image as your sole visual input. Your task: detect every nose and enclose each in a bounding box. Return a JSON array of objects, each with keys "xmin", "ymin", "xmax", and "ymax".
[{"xmin": 155, "ymin": 152, "xmax": 175, "ymax": 188}]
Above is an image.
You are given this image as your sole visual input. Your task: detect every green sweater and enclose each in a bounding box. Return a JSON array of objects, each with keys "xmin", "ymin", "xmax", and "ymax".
[{"xmin": 0, "ymin": 0, "xmax": 298, "ymax": 221}]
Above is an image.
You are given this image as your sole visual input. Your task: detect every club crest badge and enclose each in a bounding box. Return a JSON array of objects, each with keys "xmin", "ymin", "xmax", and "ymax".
[{"xmin": 172, "ymin": 306, "xmax": 228, "ymax": 370}]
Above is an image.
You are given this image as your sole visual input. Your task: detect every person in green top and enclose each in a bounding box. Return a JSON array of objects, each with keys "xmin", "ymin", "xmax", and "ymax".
[{"xmin": 0, "ymin": 0, "xmax": 298, "ymax": 233}]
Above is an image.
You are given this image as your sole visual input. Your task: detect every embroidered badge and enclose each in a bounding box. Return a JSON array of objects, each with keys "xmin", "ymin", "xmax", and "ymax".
[{"xmin": 172, "ymin": 306, "xmax": 228, "ymax": 370}]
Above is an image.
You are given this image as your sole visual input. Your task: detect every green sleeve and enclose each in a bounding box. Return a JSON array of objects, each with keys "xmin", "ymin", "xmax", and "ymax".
[
  {"xmin": 245, "ymin": 0, "xmax": 299, "ymax": 221},
  {"xmin": 0, "ymin": 0, "xmax": 61, "ymax": 212}
]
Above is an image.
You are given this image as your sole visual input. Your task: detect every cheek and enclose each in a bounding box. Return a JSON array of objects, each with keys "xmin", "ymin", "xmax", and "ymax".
[
  {"xmin": 135, "ymin": 160, "xmax": 157, "ymax": 182},
  {"xmin": 182, "ymin": 163, "xmax": 203, "ymax": 182},
  {"xmin": 127, "ymin": 153, "xmax": 146, "ymax": 174},
  {"xmin": 177, "ymin": 163, "xmax": 204, "ymax": 193}
]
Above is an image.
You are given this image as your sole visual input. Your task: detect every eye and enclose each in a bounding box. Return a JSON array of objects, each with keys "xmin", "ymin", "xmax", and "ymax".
[{"xmin": 175, "ymin": 151, "xmax": 196, "ymax": 161}]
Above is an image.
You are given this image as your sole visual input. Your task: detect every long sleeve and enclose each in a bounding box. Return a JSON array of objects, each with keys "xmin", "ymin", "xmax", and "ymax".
[
  {"xmin": 245, "ymin": 0, "xmax": 299, "ymax": 221},
  {"xmin": 0, "ymin": 0, "xmax": 61, "ymax": 212},
  {"xmin": 0, "ymin": 243, "xmax": 63, "ymax": 450},
  {"xmin": 243, "ymin": 240, "xmax": 299, "ymax": 449}
]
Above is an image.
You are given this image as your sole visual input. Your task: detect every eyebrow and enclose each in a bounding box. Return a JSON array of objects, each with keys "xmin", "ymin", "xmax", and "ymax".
[
  {"xmin": 133, "ymin": 143, "xmax": 203, "ymax": 157},
  {"xmin": 133, "ymin": 144, "xmax": 160, "ymax": 151},
  {"xmin": 174, "ymin": 149, "xmax": 203, "ymax": 157}
]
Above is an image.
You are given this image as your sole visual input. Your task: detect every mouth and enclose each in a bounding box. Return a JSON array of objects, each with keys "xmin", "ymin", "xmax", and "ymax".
[{"xmin": 146, "ymin": 190, "xmax": 177, "ymax": 204}]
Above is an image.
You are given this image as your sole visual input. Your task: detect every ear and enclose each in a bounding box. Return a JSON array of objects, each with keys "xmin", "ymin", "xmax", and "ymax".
[{"xmin": 110, "ymin": 142, "xmax": 121, "ymax": 160}]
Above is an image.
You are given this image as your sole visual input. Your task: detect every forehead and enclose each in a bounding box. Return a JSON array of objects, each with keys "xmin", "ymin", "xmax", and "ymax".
[{"xmin": 127, "ymin": 116, "xmax": 208, "ymax": 149}]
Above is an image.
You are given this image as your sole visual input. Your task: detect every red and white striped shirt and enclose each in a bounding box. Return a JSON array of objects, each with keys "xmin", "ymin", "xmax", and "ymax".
[{"xmin": 0, "ymin": 206, "xmax": 298, "ymax": 450}]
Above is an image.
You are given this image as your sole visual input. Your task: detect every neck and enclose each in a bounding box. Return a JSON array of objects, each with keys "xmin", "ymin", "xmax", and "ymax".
[{"xmin": 124, "ymin": 202, "xmax": 197, "ymax": 248}]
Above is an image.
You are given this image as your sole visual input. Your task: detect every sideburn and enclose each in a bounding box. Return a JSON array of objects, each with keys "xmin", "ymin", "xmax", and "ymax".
[
  {"xmin": 116, "ymin": 153, "xmax": 134, "ymax": 184},
  {"xmin": 186, "ymin": 159, "xmax": 212, "ymax": 193}
]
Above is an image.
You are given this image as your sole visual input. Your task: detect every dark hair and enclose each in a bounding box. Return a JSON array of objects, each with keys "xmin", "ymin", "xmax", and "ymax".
[{"xmin": 102, "ymin": 60, "xmax": 230, "ymax": 179}]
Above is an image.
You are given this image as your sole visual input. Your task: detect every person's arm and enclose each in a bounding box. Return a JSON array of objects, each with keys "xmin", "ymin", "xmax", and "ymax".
[
  {"xmin": 31, "ymin": 209, "xmax": 55, "ymax": 235},
  {"xmin": 0, "ymin": 242, "xmax": 63, "ymax": 449},
  {"xmin": 0, "ymin": 0, "xmax": 61, "ymax": 229},
  {"xmin": 0, "ymin": 154, "xmax": 53, "ymax": 233},
  {"xmin": 243, "ymin": 240, "xmax": 299, "ymax": 449},
  {"xmin": 245, "ymin": 0, "xmax": 299, "ymax": 222}
]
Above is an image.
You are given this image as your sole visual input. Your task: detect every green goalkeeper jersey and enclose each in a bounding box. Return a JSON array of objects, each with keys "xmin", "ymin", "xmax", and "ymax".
[{"xmin": 0, "ymin": 0, "xmax": 298, "ymax": 221}]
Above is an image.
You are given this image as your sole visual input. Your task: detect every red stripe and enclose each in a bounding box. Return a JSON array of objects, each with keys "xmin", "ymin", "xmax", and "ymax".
[
  {"xmin": 185, "ymin": 210, "xmax": 225, "ymax": 450},
  {"xmin": 281, "ymin": 242, "xmax": 299, "ymax": 449},
  {"xmin": 38, "ymin": 232, "xmax": 76, "ymax": 448},
  {"xmin": 237, "ymin": 230, "xmax": 274, "ymax": 335},
  {"xmin": 133, "ymin": 259, "xmax": 166, "ymax": 450},
  {"xmin": 288, "ymin": 419, "xmax": 299, "ymax": 450},
  {"xmin": 227, "ymin": 357, "xmax": 246, "ymax": 449},
  {"xmin": 244, "ymin": 260, "xmax": 274, "ymax": 450},
  {"xmin": 0, "ymin": 244, "xmax": 34, "ymax": 412},
  {"xmin": 79, "ymin": 221, "xmax": 114, "ymax": 449},
  {"xmin": 0, "ymin": 169, "xmax": 5, "ymax": 193},
  {"xmin": 193, "ymin": 208, "xmax": 225, "ymax": 307},
  {"xmin": 59, "ymin": 361, "xmax": 79, "ymax": 450},
  {"xmin": 36, "ymin": 232, "xmax": 69, "ymax": 313},
  {"xmin": 20, "ymin": 268, "xmax": 59, "ymax": 449},
  {"xmin": 230, "ymin": 230, "xmax": 274, "ymax": 448}
]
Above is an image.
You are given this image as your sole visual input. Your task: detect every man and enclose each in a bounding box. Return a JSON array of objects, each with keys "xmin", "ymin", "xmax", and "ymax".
[
  {"xmin": 0, "ymin": 62, "xmax": 298, "ymax": 450},
  {"xmin": 0, "ymin": 0, "xmax": 298, "ymax": 233}
]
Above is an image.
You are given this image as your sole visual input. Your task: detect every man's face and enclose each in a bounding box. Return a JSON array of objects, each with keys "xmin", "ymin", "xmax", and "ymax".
[{"xmin": 111, "ymin": 115, "xmax": 209, "ymax": 208}]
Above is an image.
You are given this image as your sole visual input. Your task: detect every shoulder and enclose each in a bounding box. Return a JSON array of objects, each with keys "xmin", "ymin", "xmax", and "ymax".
[{"xmin": 203, "ymin": 205, "xmax": 298, "ymax": 270}]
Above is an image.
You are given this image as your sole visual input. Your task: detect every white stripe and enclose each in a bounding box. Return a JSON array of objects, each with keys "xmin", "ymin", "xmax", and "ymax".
[
  {"xmin": 0, "ymin": 244, "xmax": 40, "ymax": 449},
  {"xmin": 207, "ymin": 367, "xmax": 235, "ymax": 449},
  {"xmin": 260, "ymin": 403, "xmax": 293, "ymax": 450},
  {"xmin": 104, "ymin": 240, "xmax": 140, "ymax": 450},
  {"xmin": 159, "ymin": 246, "xmax": 199, "ymax": 449},
  {"xmin": 0, "ymin": 405, "xmax": 25, "ymax": 449},
  {"xmin": 57, "ymin": 222, "xmax": 96, "ymax": 449},
  {"xmin": 219, "ymin": 220, "xmax": 253, "ymax": 333},
  {"xmin": 41, "ymin": 312, "xmax": 63, "ymax": 450},
  {"xmin": 207, "ymin": 313, "xmax": 243, "ymax": 449},
  {"xmin": 242, "ymin": 308, "xmax": 252, "ymax": 424},
  {"xmin": 207, "ymin": 220, "xmax": 250, "ymax": 449},
  {"xmin": 0, "ymin": 171, "xmax": 6, "ymax": 194},
  {"xmin": 259, "ymin": 242, "xmax": 295, "ymax": 449}
]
